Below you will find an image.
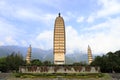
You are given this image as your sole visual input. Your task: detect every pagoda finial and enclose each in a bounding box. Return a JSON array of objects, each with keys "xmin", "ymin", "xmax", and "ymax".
[
  {"xmin": 88, "ymin": 45, "xmax": 90, "ymax": 48},
  {"xmin": 58, "ymin": 13, "xmax": 61, "ymax": 17},
  {"xmin": 29, "ymin": 44, "xmax": 31, "ymax": 47},
  {"xmin": 88, "ymin": 45, "xmax": 91, "ymax": 50}
]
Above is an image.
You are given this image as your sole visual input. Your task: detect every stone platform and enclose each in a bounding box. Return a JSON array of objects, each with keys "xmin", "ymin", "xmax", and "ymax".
[{"xmin": 19, "ymin": 66, "xmax": 100, "ymax": 73}]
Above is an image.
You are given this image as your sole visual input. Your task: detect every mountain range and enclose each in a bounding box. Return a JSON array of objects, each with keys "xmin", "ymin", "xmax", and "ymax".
[{"xmin": 0, "ymin": 46, "xmax": 96, "ymax": 64}]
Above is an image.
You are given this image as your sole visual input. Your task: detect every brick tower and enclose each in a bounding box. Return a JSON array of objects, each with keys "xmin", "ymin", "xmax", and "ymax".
[{"xmin": 54, "ymin": 13, "xmax": 66, "ymax": 65}]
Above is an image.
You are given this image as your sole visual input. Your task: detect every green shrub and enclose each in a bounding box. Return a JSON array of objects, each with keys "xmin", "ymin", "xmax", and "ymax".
[
  {"xmin": 97, "ymin": 73, "xmax": 104, "ymax": 77},
  {"xmin": 14, "ymin": 73, "xmax": 21, "ymax": 78}
]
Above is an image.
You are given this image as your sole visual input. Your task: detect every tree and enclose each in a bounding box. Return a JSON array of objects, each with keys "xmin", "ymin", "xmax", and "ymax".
[
  {"xmin": 73, "ymin": 61, "xmax": 87, "ymax": 66},
  {"xmin": 6, "ymin": 52, "xmax": 25, "ymax": 72},
  {"xmin": 43, "ymin": 61, "xmax": 51, "ymax": 66},
  {"xmin": 91, "ymin": 50, "xmax": 120, "ymax": 73},
  {"xmin": 0, "ymin": 57, "xmax": 8, "ymax": 72},
  {"xmin": 31, "ymin": 59, "xmax": 42, "ymax": 66},
  {"xmin": 0, "ymin": 52, "xmax": 25, "ymax": 72}
]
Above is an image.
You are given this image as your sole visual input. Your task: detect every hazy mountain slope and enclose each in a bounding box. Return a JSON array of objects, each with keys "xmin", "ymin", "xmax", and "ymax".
[{"xmin": 0, "ymin": 46, "xmax": 94, "ymax": 64}]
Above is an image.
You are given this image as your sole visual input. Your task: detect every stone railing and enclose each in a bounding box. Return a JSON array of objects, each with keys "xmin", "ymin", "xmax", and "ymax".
[{"xmin": 19, "ymin": 66, "xmax": 100, "ymax": 73}]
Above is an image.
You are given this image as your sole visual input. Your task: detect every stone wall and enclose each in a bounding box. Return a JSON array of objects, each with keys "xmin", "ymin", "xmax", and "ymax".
[{"xmin": 19, "ymin": 66, "xmax": 100, "ymax": 73}]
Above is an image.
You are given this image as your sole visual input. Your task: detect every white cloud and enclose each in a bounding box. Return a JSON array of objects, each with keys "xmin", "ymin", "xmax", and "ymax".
[
  {"xmin": 77, "ymin": 16, "xmax": 84, "ymax": 23},
  {"xmin": 30, "ymin": 18, "xmax": 120, "ymax": 55},
  {"xmin": 87, "ymin": 0, "xmax": 120, "ymax": 23},
  {"xmin": 0, "ymin": 0, "xmax": 56, "ymax": 26},
  {"xmin": 5, "ymin": 36, "xmax": 18, "ymax": 45},
  {"xmin": 36, "ymin": 31, "xmax": 53, "ymax": 41},
  {"xmin": 1, "ymin": 16, "xmax": 120, "ymax": 55},
  {"xmin": 35, "ymin": 0, "xmax": 62, "ymax": 9},
  {"xmin": 0, "ymin": 41, "xmax": 4, "ymax": 46},
  {"xmin": 85, "ymin": 21, "xmax": 109, "ymax": 31},
  {"xmin": 30, "ymin": 26, "xmax": 85, "ymax": 54},
  {"xmin": 0, "ymin": 0, "xmax": 120, "ymax": 55},
  {"xmin": 67, "ymin": 17, "xmax": 120, "ymax": 54},
  {"xmin": 0, "ymin": 17, "xmax": 25, "ymax": 46},
  {"xmin": 0, "ymin": 17, "xmax": 19, "ymax": 41},
  {"xmin": 85, "ymin": 17, "xmax": 120, "ymax": 54},
  {"xmin": 66, "ymin": 26, "xmax": 78, "ymax": 53},
  {"xmin": 97, "ymin": 0, "xmax": 120, "ymax": 18},
  {"xmin": 20, "ymin": 40, "xmax": 28, "ymax": 46},
  {"xmin": 86, "ymin": 17, "xmax": 120, "ymax": 32},
  {"xmin": 34, "ymin": 30, "xmax": 53, "ymax": 50},
  {"xmin": 0, "ymin": 0, "xmax": 6, "ymax": 7},
  {"xmin": 15, "ymin": 8, "xmax": 56, "ymax": 25},
  {"xmin": 86, "ymin": 15, "xmax": 94, "ymax": 23},
  {"xmin": 66, "ymin": 26, "xmax": 85, "ymax": 54}
]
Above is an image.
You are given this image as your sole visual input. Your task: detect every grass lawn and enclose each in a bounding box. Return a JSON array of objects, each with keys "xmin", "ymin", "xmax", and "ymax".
[{"xmin": 13, "ymin": 73, "xmax": 111, "ymax": 79}]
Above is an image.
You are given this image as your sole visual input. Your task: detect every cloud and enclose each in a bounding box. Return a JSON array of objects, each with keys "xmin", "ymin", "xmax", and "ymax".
[
  {"xmin": 29, "ymin": 16, "xmax": 120, "ymax": 55},
  {"xmin": 85, "ymin": 17, "xmax": 120, "ymax": 54},
  {"xmin": 66, "ymin": 26, "xmax": 79, "ymax": 53},
  {"xmin": 1, "ymin": 15, "xmax": 120, "ymax": 55},
  {"xmin": 0, "ymin": 0, "xmax": 56, "ymax": 26},
  {"xmin": 87, "ymin": 0, "xmax": 120, "ymax": 23},
  {"xmin": 66, "ymin": 17, "xmax": 120, "ymax": 54},
  {"xmin": 32, "ymin": 26, "xmax": 88, "ymax": 54},
  {"xmin": 0, "ymin": 20, "xmax": 17, "ymax": 37},
  {"xmin": 66, "ymin": 26, "xmax": 85, "ymax": 54},
  {"xmin": 29, "ymin": 26, "xmax": 83, "ymax": 54},
  {"xmin": 0, "ymin": 17, "xmax": 26, "ymax": 46},
  {"xmin": 76, "ymin": 16, "xmax": 84, "ymax": 23},
  {"xmin": 15, "ymin": 8, "xmax": 56, "ymax": 24},
  {"xmin": 33, "ymin": 30, "xmax": 53, "ymax": 50},
  {"xmin": 97, "ymin": 0, "xmax": 120, "ymax": 18},
  {"xmin": 5, "ymin": 36, "xmax": 18, "ymax": 45},
  {"xmin": 0, "ymin": 41, "xmax": 4, "ymax": 46},
  {"xmin": 32, "ymin": 0, "xmax": 62, "ymax": 9},
  {"xmin": 86, "ymin": 15, "xmax": 94, "ymax": 23},
  {"xmin": 20, "ymin": 40, "xmax": 28, "ymax": 47},
  {"xmin": 0, "ymin": 0, "xmax": 120, "ymax": 55}
]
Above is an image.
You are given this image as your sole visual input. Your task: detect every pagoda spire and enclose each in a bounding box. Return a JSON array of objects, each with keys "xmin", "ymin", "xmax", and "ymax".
[
  {"xmin": 58, "ymin": 13, "xmax": 61, "ymax": 17},
  {"xmin": 26, "ymin": 45, "xmax": 32, "ymax": 64},
  {"xmin": 87, "ymin": 45, "xmax": 93, "ymax": 64}
]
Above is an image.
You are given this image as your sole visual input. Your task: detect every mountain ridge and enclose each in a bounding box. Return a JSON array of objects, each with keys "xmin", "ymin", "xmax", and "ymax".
[{"xmin": 0, "ymin": 46, "xmax": 93, "ymax": 64}]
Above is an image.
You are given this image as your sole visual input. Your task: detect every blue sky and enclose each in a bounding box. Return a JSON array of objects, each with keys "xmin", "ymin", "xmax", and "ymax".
[{"xmin": 0, "ymin": 0, "xmax": 120, "ymax": 54}]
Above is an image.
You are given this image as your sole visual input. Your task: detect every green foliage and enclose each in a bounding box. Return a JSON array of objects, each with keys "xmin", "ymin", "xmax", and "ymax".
[
  {"xmin": 31, "ymin": 59, "xmax": 42, "ymax": 66},
  {"xmin": 0, "ymin": 52, "xmax": 25, "ymax": 72},
  {"xmin": 13, "ymin": 73, "xmax": 106, "ymax": 79},
  {"xmin": 97, "ymin": 73, "xmax": 104, "ymax": 77},
  {"xmin": 0, "ymin": 57, "xmax": 8, "ymax": 72},
  {"xmin": 72, "ymin": 61, "xmax": 87, "ymax": 66},
  {"xmin": 43, "ymin": 61, "xmax": 51, "ymax": 66},
  {"xmin": 6, "ymin": 52, "xmax": 25, "ymax": 72},
  {"xmin": 14, "ymin": 73, "xmax": 21, "ymax": 78},
  {"xmin": 91, "ymin": 50, "xmax": 120, "ymax": 73},
  {"xmin": 31, "ymin": 59, "xmax": 52, "ymax": 66}
]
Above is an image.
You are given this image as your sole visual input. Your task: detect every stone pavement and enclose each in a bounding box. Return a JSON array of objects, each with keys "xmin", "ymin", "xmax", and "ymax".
[
  {"xmin": 109, "ymin": 73, "xmax": 120, "ymax": 80},
  {"xmin": 0, "ymin": 73, "xmax": 11, "ymax": 80}
]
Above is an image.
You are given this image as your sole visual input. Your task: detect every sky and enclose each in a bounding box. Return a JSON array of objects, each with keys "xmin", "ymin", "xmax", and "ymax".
[{"xmin": 0, "ymin": 0, "xmax": 120, "ymax": 55}]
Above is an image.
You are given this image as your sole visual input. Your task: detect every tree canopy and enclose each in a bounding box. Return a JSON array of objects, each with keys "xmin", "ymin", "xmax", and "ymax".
[
  {"xmin": 1, "ymin": 50, "xmax": 120, "ymax": 73},
  {"xmin": 0, "ymin": 52, "xmax": 52, "ymax": 72},
  {"xmin": 91, "ymin": 50, "xmax": 120, "ymax": 73},
  {"xmin": 0, "ymin": 52, "xmax": 25, "ymax": 72}
]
